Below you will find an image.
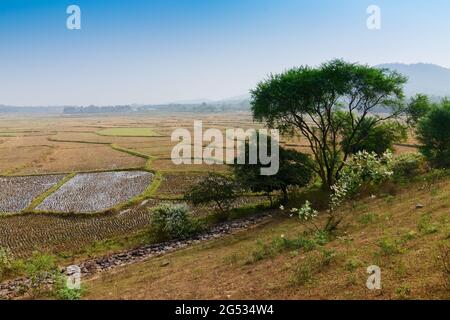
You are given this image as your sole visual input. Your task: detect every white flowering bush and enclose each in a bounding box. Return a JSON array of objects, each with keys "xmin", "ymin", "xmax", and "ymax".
[
  {"xmin": 281, "ymin": 201, "xmax": 320, "ymax": 232},
  {"xmin": 280, "ymin": 151, "xmax": 393, "ymax": 232},
  {"xmin": 330, "ymin": 151, "xmax": 393, "ymax": 210}
]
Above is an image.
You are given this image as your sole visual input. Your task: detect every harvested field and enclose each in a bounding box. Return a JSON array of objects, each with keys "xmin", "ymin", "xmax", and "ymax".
[
  {"xmin": 0, "ymin": 175, "xmax": 65, "ymax": 213},
  {"xmin": 37, "ymin": 171, "xmax": 154, "ymax": 213},
  {"xmin": 0, "ymin": 202, "xmax": 157, "ymax": 257},
  {"xmin": 156, "ymin": 173, "xmax": 207, "ymax": 197},
  {"xmin": 97, "ymin": 128, "xmax": 161, "ymax": 137}
]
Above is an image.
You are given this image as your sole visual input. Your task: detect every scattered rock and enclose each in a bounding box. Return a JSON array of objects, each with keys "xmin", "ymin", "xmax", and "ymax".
[
  {"xmin": 416, "ymin": 203, "xmax": 424, "ymax": 209},
  {"xmin": 160, "ymin": 260, "xmax": 170, "ymax": 267}
]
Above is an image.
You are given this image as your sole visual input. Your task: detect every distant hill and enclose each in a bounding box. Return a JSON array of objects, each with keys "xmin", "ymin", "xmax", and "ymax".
[{"xmin": 377, "ymin": 63, "xmax": 450, "ymax": 98}]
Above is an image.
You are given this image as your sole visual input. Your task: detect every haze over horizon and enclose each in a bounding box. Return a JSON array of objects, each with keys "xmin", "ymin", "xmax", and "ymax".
[{"xmin": 1, "ymin": 0, "xmax": 450, "ymax": 106}]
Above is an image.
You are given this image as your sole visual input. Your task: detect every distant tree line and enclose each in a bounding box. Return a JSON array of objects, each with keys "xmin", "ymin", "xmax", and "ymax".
[{"xmin": 63, "ymin": 105, "xmax": 133, "ymax": 114}]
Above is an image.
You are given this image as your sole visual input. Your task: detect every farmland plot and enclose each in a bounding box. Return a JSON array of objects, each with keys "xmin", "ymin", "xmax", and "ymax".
[
  {"xmin": 37, "ymin": 171, "xmax": 153, "ymax": 213},
  {"xmin": 0, "ymin": 175, "xmax": 65, "ymax": 213}
]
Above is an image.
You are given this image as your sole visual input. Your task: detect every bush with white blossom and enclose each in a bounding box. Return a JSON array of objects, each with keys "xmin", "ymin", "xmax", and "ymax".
[
  {"xmin": 281, "ymin": 150, "xmax": 394, "ymax": 232},
  {"xmin": 330, "ymin": 150, "xmax": 393, "ymax": 210}
]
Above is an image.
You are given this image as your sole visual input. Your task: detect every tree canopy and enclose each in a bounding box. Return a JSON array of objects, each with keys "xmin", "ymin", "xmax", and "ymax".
[
  {"xmin": 251, "ymin": 59, "xmax": 407, "ymax": 189},
  {"xmin": 231, "ymin": 136, "xmax": 313, "ymax": 204},
  {"xmin": 417, "ymin": 100, "xmax": 450, "ymax": 168}
]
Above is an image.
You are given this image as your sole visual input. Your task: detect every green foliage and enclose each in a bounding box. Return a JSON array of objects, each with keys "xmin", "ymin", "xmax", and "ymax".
[
  {"xmin": 251, "ymin": 59, "xmax": 406, "ymax": 189},
  {"xmin": 184, "ymin": 173, "xmax": 240, "ymax": 221},
  {"xmin": 406, "ymin": 94, "xmax": 432, "ymax": 126},
  {"xmin": 330, "ymin": 151, "xmax": 393, "ymax": 210},
  {"xmin": 246, "ymin": 234, "xmax": 320, "ymax": 264},
  {"xmin": 417, "ymin": 101, "xmax": 450, "ymax": 168},
  {"xmin": 232, "ymin": 136, "xmax": 313, "ymax": 204},
  {"xmin": 345, "ymin": 258, "xmax": 362, "ymax": 272},
  {"xmin": 338, "ymin": 114, "xmax": 407, "ymax": 155},
  {"xmin": 358, "ymin": 212, "xmax": 379, "ymax": 225},
  {"xmin": 418, "ymin": 214, "xmax": 439, "ymax": 235},
  {"xmin": 149, "ymin": 203, "xmax": 203, "ymax": 242},
  {"xmin": 290, "ymin": 260, "xmax": 314, "ymax": 286},
  {"xmin": 25, "ymin": 252, "xmax": 58, "ymax": 297},
  {"xmin": 377, "ymin": 238, "xmax": 402, "ymax": 257},
  {"xmin": 318, "ymin": 248, "xmax": 336, "ymax": 269},
  {"xmin": 0, "ymin": 247, "xmax": 14, "ymax": 278},
  {"xmin": 392, "ymin": 153, "xmax": 427, "ymax": 181},
  {"xmin": 395, "ymin": 286, "xmax": 412, "ymax": 299},
  {"xmin": 53, "ymin": 274, "xmax": 83, "ymax": 300}
]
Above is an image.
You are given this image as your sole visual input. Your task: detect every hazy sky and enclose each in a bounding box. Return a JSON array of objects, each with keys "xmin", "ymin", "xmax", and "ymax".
[{"xmin": 1, "ymin": 0, "xmax": 450, "ymax": 106}]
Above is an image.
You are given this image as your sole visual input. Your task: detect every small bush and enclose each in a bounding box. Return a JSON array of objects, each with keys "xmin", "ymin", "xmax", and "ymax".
[
  {"xmin": 25, "ymin": 252, "xmax": 58, "ymax": 298},
  {"xmin": 392, "ymin": 153, "xmax": 427, "ymax": 181},
  {"xmin": 290, "ymin": 259, "xmax": 315, "ymax": 286},
  {"xmin": 54, "ymin": 273, "xmax": 83, "ymax": 300},
  {"xmin": 345, "ymin": 258, "xmax": 362, "ymax": 272},
  {"xmin": 358, "ymin": 212, "xmax": 379, "ymax": 225},
  {"xmin": 245, "ymin": 235, "xmax": 318, "ymax": 264},
  {"xmin": 395, "ymin": 286, "xmax": 412, "ymax": 299},
  {"xmin": 401, "ymin": 230, "xmax": 417, "ymax": 241},
  {"xmin": 0, "ymin": 247, "xmax": 14, "ymax": 278},
  {"xmin": 184, "ymin": 173, "xmax": 240, "ymax": 221},
  {"xmin": 149, "ymin": 203, "xmax": 203, "ymax": 242},
  {"xmin": 318, "ymin": 248, "xmax": 336, "ymax": 269},
  {"xmin": 377, "ymin": 238, "xmax": 401, "ymax": 257},
  {"xmin": 418, "ymin": 214, "xmax": 439, "ymax": 235}
]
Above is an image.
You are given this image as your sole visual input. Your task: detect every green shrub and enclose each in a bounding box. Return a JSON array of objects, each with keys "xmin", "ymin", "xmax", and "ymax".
[
  {"xmin": 246, "ymin": 235, "xmax": 318, "ymax": 264},
  {"xmin": 318, "ymin": 248, "xmax": 336, "ymax": 269},
  {"xmin": 54, "ymin": 273, "xmax": 83, "ymax": 300},
  {"xmin": 358, "ymin": 212, "xmax": 379, "ymax": 225},
  {"xmin": 418, "ymin": 214, "xmax": 439, "ymax": 235},
  {"xmin": 25, "ymin": 252, "xmax": 58, "ymax": 297},
  {"xmin": 290, "ymin": 259, "xmax": 315, "ymax": 286},
  {"xmin": 392, "ymin": 153, "xmax": 427, "ymax": 180},
  {"xmin": 345, "ymin": 258, "xmax": 362, "ymax": 272},
  {"xmin": 395, "ymin": 286, "xmax": 412, "ymax": 299},
  {"xmin": 231, "ymin": 135, "xmax": 313, "ymax": 205},
  {"xmin": 149, "ymin": 203, "xmax": 203, "ymax": 242},
  {"xmin": 0, "ymin": 247, "xmax": 14, "ymax": 278},
  {"xmin": 184, "ymin": 173, "xmax": 240, "ymax": 221},
  {"xmin": 417, "ymin": 101, "xmax": 450, "ymax": 168},
  {"xmin": 377, "ymin": 238, "xmax": 402, "ymax": 256}
]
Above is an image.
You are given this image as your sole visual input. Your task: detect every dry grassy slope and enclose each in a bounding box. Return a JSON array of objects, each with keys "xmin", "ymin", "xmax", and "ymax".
[{"xmin": 83, "ymin": 178, "xmax": 450, "ymax": 300}]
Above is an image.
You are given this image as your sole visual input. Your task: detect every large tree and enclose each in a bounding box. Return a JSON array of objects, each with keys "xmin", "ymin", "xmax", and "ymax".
[
  {"xmin": 406, "ymin": 94, "xmax": 432, "ymax": 126},
  {"xmin": 417, "ymin": 100, "xmax": 450, "ymax": 168},
  {"xmin": 231, "ymin": 137, "xmax": 313, "ymax": 205},
  {"xmin": 251, "ymin": 59, "xmax": 406, "ymax": 189}
]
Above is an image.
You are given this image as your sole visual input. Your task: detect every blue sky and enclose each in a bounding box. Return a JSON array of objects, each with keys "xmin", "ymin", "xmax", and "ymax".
[{"xmin": 1, "ymin": 0, "xmax": 450, "ymax": 106}]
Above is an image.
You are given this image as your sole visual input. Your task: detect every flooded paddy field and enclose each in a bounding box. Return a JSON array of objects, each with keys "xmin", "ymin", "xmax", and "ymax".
[
  {"xmin": 36, "ymin": 171, "xmax": 153, "ymax": 213},
  {"xmin": 0, "ymin": 175, "xmax": 65, "ymax": 213}
]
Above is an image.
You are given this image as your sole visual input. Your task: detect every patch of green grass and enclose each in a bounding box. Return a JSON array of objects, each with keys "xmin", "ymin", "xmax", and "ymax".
[
  {"xmin": 358, "ymin": 212, "xmax": 379, "ymax": 225},
  {"xmin": 245, "ymin": 234, "xmax": 319, "ymax": 265},
  {"xmin": 401, "ymin": 230, "xmax": 418, "ymax": 242},
  {"xmin": 376, "ymin": 237, "xmax": 402, "ymax": 257},
  {"xmin": 0, "ymin": 132, "xmax": 18, "ymax": 137},
  {"xmin": 317, "ymin": 248, "xmax": 336, "ymax": 269},
  {"xmin": 97, "ymin": 128, "xmax": 161, "ymax": 137},
  {"xmin": 395, "ymin": 286, "xmax": 411, "ymax": 299},
  {"xmin": 290, "ymin": 259, "xmax": 315, "ymax": 286},
  {"xmin": 345, "ymin": 258, "xmax": 362, "ymax": 272},
  {"xmin": 418, "ymin": 214, "xmax": 439, "ymax": 235}
]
